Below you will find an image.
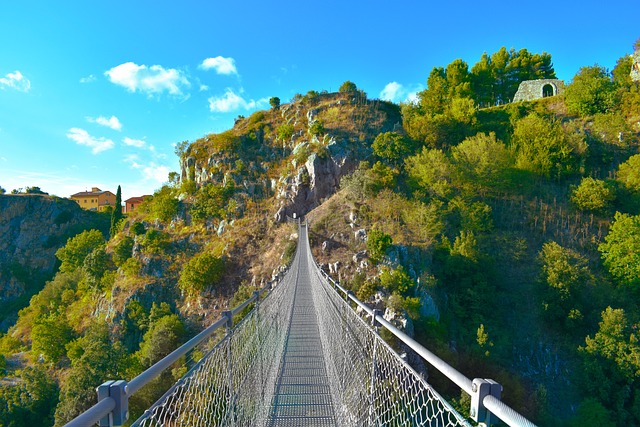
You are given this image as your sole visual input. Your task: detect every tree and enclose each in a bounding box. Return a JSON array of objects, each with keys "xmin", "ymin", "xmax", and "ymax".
[
  {"xmin": 56, "ymin": 229, "xmax": 106, "ymax": 273},
  {"xmin": 269, "ymin": 96, "xmax": 280, "ymax": 110},
  {"xmin": 570, "ymin": 177, "xmax": 615, "ymax": 212},
  {"xmin": 112, "ymin": 236, "xmax": 134, "ymax": 267},
  {"xmin": 617, "ymin": 154, "xmax": 640, "ymax": 192},
  {"xmin": 0, "ymin": 186, "xmax": 5, "ymax": 194},
  {"xmin": 143, "ymin": 186, "xmax": 179, "ymax": 222},
  {"xmin": 110, "ymin": 185, "xmax": 123, "ymax": 237},
  {"xmin": 406, "ymin": 147, "xmax": 453, "ymax": 198},
  {"xmin": 366, "ymin": 229, "xmax": 392, "ymax": 264},
  {"xmin": 136, "ymin": 313, "xmax": 185, "ymax": 367},
  {"xmin": 512, "ymin": 114, "xmax": 586, "ymax": 178},
  {"xmin": 598, "ymin": 212, "xmax": 640, "ymax": 289},
  {"xmin": 25, "ymin": 186, "xmax": 47, "ymax": 194},
  {"xmin": 339, "ymin": 80, "xmax": 357, "ymax": 93},
  {"xmin": 564, "ymin": 65, "xmax": 617, "ymax": 116},
  {"xmin": 451, "ymin": 132, "xmax": 512, "ymax": 190},
  {"xmin": 31, "ymin": 313, "xmax": 74, "ymax": 363},
  {"xmin": 581, "ymin": 307, "xmax": 640, "ymax": 425},
  {"xmin": 539, "ymin": 241, "xmax": 594, "ymax": 327},
  {"xmin": 179, "ymin": 251, "xmax": 225, "ymax": 295},
  {"xmin": 372, "ymin": 132, "xmax": 416, "ymax": 166},
  {"xmin": 379, "ymin": 266, "xmax": 414, "ymax": 295},
  {"xmin": 276, "ymin": 123, "xmax": 295, "ymax": 141}
]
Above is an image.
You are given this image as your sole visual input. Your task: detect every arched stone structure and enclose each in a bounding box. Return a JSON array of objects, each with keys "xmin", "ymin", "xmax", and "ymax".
[{"xmin": 513, "ymin": 79, "xmax": 565, "ymax": 102}]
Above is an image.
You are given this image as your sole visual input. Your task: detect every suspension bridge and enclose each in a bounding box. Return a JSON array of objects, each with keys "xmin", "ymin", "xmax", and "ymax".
[{"xmin": 65, "ymin": 222, "xmax": 537, "ymax": 427}]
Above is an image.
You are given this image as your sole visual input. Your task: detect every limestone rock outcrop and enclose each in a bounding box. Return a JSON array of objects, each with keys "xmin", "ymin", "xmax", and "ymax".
[{"xmin": 0, "ymin": 194, "xmax": 108, "ymax": 329}]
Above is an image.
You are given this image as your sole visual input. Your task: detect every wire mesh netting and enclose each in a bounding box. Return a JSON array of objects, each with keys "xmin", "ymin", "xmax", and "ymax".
[
  {"xmin": 303, "ymin": 233, "xmax": 472, "ymax": 427},
  {"xmin": 132, "ymin": 223, "xmax": 470, "ymax": 427},
  {"xmin": 132, "ymin": 245, "xmax": 300, "ymax": 426}
]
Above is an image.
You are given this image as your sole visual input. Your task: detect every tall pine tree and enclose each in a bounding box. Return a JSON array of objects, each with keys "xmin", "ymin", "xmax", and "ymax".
[{"xmin": 110, "ymin": 185, "xmax": 123, "ymax": 237}]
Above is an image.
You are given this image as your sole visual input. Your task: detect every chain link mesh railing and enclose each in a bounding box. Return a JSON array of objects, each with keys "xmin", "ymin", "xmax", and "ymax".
[
  {"xmin": 131, "ymin": 242, "xmax": 301, "ymax": 427},
  {"xmin": 302, "ymin": 229, "xmax": 472, "ymax": 427},
  {"xmin": 66, "ymin": 221, "xmax": 536, "ymax": 427}
]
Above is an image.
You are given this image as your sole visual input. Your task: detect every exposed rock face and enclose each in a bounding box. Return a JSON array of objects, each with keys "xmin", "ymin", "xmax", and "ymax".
[
  {"xmin": 274, "ymin": 140, "xmax": 364, "ymax": 220},
  {"xmin": 513, "ymin": 79, "xmax": 565, "ymax": 102},
  {"xmin": 0, "ymin": 195, "xmax": 108, "ymax": 330},
  {"xmin": 632, "ymin": 50, "xmax": 640, "ymax": 82}
]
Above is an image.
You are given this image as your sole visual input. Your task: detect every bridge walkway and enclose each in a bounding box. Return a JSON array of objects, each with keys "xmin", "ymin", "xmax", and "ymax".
[{"xmin": 267, "ymin": 225, "xmax": 337, "ymax": 426}]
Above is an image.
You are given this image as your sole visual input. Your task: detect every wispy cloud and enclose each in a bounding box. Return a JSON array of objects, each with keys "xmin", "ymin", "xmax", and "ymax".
[
  {"xmin": 80, "ymin": 74, "xmax": 96, "ymax": 83},
  {"xmin": 380, "ymin": 81, "xmax": 423, "ymax": 103},
  {"xmin": 124, "ymin": 155, "xmax": 170, "ymax": 184},
  {"xmin": 66, "ymin": 128, "xmax": 115, "ymax": 154},
  {"xmin": 208, "ymin": 88, "xmax": 268, "ymax": 113},
  {"xmin": 123, "ymin": 137, "xmax": 146, "ymax": 148},
  {"xmin": 199, "ymin": 56, "xmax": 238, "ymax": 75},
  {"xmin": 0, "ymin": 71, "xmax": 31, "ymax": 92},
  {"xmin": 105, "ymin": 62, "xmax": 190, "ymax": 96},
  {"xmin": 87, "ymin": 115, "xmax": 122, "ymax": 131}
]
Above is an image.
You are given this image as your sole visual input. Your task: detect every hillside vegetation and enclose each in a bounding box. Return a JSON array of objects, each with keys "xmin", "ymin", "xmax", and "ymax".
[{"xmin": 2, "ymin": 41, "xmax": 640, "ymax": 426}]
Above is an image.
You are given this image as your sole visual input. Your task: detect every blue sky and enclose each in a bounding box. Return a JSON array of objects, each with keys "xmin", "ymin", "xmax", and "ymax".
[{"xmin": 1, "ymin": 0, "xmax": 638, "ymax": 201}]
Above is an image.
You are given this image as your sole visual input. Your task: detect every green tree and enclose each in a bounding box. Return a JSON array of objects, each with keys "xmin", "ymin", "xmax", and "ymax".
[
  {"xmin": 379, "ymin": 266, "xmax": 414, "ymax": 295},
  {"xmin": 269, "ymin": 96, "xmax": 280, "ymax": 110},
  {"xmin": 581, "ymin": 307, "xmax": 640, "ymax": 425},
  {"xmin": 451, "ymin": 132, "xmax": 512, "ymax": 190},
  {"xmin": 564, "ymin": 65, "xmax": 617, "ymax": 116},
  {"xmin": 570, "ymin": 177, "xmax": 615, "ymax": 212},
  {"xmin": 136, "ymin": 313, "xmax": 185, "ymax": 367},
  {"xmin": 598, "ymin": 212, "xmax": 640, "ymax": 289},
  {"xmin": 617, "ymin": 154, "xmax": 640, "ymax": 192},
  {"xmin": 406, "ymin": 147, "xmax": 453, "ymax": 198},
  {"xmin": 339, "ymin": 80, "xmax": 357, "ymax": 93},
  {"xmin": 31, "ymin": 313, "xmax": 74, "ymax": 363},
  {"xmin": 539, "ymin": 241, "xmax": 594, "ymax": 328},
  {"xmin": 179, "ymin": 251, "xmax": 225, "ymax": 295},
  {"xmin": 0, "ymin": 186, "xmax": 5, "ymax": 194},
  {"xmin": 372, "ymin": 132, "xmax": 415, "ymax": 166},
  {"xmin": 0, "ymin": 366, "xmax": 59, "ymax": 427},
  {"xmin": 512, "ymin": 114, "xmax": 586, "ymax": 179},
  {"xmin": 112, "ymin": 236, "xmax": 134, "ymax": 267},
  {"xmin": 142, "ymin": 186, "xmax": 179, "ymax": 222},
  {"xmin": 110, "ymin": 185, "xmax": 123, "ymax": 237},
  {"xmin": 56, "ymin": 229, "xmax": 106, "ymax": 273},
  {"xmin": 366, "ymin": 229, "xmax": 392, "ymax": 264},
  {"xmin": 83, "ymin": 246, "xmax": 112, "ymax": 288},
  {"xmin": 276, "ymin": 123, "xmax": 295, "ymax": 141},
  {"xmin": 191, "ymin": 182, "xmax": 234, "ymax": 223},
  {"xmin": 55, "ymin": 323, "xmax": 124, "ymax": 426}
]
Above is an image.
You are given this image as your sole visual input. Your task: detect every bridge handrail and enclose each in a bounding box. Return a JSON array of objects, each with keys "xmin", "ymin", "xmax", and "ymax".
[
  {"xmin": 315, "ymin": 264, "xmax": 537, "ymax": 427},
  {"xmin": 63, "ymin": 287, "xmax": 270, "ymax": 427}
]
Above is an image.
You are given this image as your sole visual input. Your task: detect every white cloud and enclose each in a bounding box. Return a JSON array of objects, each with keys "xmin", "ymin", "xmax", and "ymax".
[
  {"xmin": 200, "ymin": 84, "xmax": 209, "ymax": 91},
  {"xmin": 125, "ymin": 156, "xmax": 170, "ymax": 184},
  {"xmin": 380, "ymin": 81, "xmax": 423, "ymax": 104},
  {"xmin": 0, "ymin": 71, "xmax": 31, "ymax": 92},
  {"xmin": 123, "ymin": 137, "xmax": 146, "ymax": 148},
  {"xmin": 105, "ymin": 62, "xmax": 190, "ymax": 96},
  {"xmin": 66, "ymin": 128, "xmax": 115, "ymax": 154},
  {"xmin": 199, "ymin": 56, "xmax": 238, "ymax": 75},
  {"xmin": 87, "ymin": 115, "xmax": 122, "ymax": 131},
  {"xmin": 80, "ymin": 74, "xmax": 96, "ymax": 83},
  {"xmin": 208, "ymin": 88, "xmax": 268, "ymax": 113}
]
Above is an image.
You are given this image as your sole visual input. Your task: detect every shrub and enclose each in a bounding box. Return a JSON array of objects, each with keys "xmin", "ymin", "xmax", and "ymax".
[
  {"xmin": 308, "ymin": 121, "xmax": 324, "ymax": 137},
  {"xmin": 56, "ymin": 230, "xmax": 106, "ymax": 273},
  {"xmin": 339, "ymin": 81, "xmax": 357, "ymax": 93},
  {"xmin": 366, "ymin": 229, "xmax": 392, "ymax": 263},
  {"xmin": 113, "ymin": 236, "xmax": 134, "ymax": 267},
  {"xmin": 276, "ymin": 123, "xmax": 295, "ymax": 141},
  {"xmin": 179, "ymin": 252, "xmax": 224, "ymax": 295},
  {"xmin": 570, "ymin": 177, "xmax": 615, "ymax": 212}
]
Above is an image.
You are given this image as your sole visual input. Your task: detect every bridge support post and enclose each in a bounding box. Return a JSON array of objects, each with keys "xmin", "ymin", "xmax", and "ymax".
[
  {"xmin": 222, "ymin": 310, "xmax": 235, "ymax": 427},
  {"xmin": 97, "ymin": 380, "xmax": 128, "ymax": 427},
  {"xmin": 470, "ymin": 378, "xmax": 502, "ymax": 426}
]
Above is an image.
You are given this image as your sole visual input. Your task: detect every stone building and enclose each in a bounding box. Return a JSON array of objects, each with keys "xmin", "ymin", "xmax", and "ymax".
[{"xmin": 513, "ymin": 79, "xmax": 565, "ymax": 102}]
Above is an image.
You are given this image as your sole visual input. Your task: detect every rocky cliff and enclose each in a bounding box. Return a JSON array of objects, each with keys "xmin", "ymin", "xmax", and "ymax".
[
  {"xmin": 179, "ymin": 91, "xmax": 402, "ymax": 222},
  {"xmin": 0, "ymin": 194, "xmax": 109, "ymax": 330}
]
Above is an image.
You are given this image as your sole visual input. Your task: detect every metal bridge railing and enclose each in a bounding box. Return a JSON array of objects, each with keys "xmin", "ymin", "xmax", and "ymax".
[
  {"xmin": 64, "ymin": 230, "xmax": 300, "ymax": 427},
  {"xmin": 308, "ymin": 242, "xmax": 537, "ymax": 427}
]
